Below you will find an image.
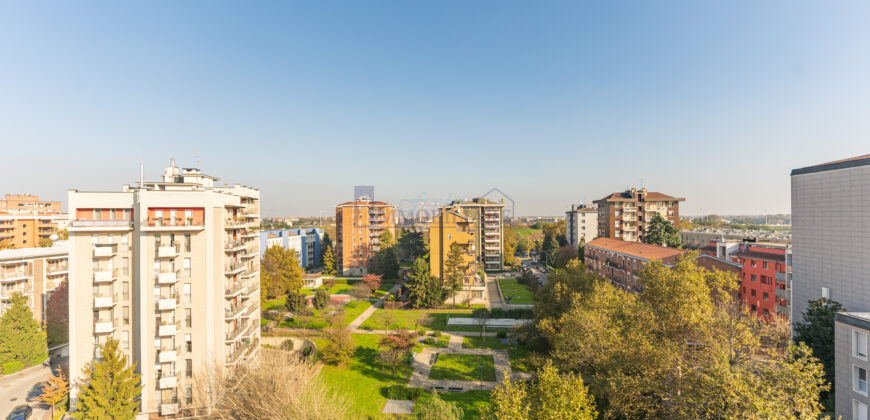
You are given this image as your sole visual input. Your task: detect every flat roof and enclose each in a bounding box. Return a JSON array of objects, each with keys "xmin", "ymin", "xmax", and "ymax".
[
  {"xmin": 0, "ymin": 241, "xmax": 69, "ymax": 261},
  {"xmin": 791, "ymin": 154, "xmax": 870, "ymax": 176},
  {"xmin": 836, "ymin": 312, "xmax": 870, "ymax": 331}
]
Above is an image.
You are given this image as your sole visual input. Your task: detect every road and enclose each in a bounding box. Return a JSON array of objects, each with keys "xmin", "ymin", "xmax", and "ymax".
[
  {"xmin": 0, "ymin": 364, "xmax": 50, "ymax": 419},
  {"xmin": 521, "ymin": 258, "xmax": 549, "ymax": 286}
]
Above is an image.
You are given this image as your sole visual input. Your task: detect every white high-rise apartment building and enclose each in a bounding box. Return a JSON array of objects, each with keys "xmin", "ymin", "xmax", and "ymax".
[
  {"xmin": 565, "ymin": 203, "xmax": 598, "ymax": 249},
  {"xmin": 68, "ymin": 160, "xmax": 260, "ymax": 417}
]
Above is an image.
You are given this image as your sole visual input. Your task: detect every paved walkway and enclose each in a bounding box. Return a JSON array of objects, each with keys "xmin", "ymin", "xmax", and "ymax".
[
  {"xmin": 408, "ymin": 333, "xmax": 512, "ymax": 391},
  {"xmin": 347, "ymin": 282, "xmax": 403, "ymax": 330},
  {"xmin": 0, "ymin": 364, "xmax": 51, "ymax": 419}
]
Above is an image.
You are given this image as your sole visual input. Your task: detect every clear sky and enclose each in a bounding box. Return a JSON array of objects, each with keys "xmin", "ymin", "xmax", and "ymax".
[{"xmin": 1, "ymin": 1, "xmax": 868, "ymax": 217}]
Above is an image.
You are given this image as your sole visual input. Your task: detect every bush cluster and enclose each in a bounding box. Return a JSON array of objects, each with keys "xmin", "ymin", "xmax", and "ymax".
[{"xmin": 384, "ymin": 385, "xmax": 424, "ymax": 400}]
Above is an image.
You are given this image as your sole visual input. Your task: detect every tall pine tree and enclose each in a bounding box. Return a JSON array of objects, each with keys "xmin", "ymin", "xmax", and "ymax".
[
  {"xmin": 74, "ymin": 338, "xmax": 141, "ymax": 420},
  {"xmin": 0, "ymin": 292, "xmax": 47, "ymax": 372},
  {"xmin": 322, "ymin": 244, "xmax": 337, "ymax": 275}
]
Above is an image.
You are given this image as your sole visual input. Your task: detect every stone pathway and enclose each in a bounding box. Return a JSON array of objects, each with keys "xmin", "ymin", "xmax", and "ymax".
[
  {"xmin": 408, "ymin": 333, "xmax": 511, "ymax": 391},
  {"xmin": 382, "ymin": 399, "xmax": 415, "ymax": 414},
  {"xmin": 347, "ymin": 282, "xmax": 403, "ymax": 330}
]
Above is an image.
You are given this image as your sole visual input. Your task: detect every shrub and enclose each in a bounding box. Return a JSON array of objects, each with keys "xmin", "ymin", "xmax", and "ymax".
[
  {"xmin": 314, "ymin": 289, "xmax": 330, "ymax": 310},
  {"xmin": 319, "ymin": 342, "xmax": 351, "ymax": 366},
  {"xmin": 280, "ymin": 339, "xmax": 295, "ymax": 351},
  {"xmin": 2, "ymin": 360, "xmax": 25, "ymax": 375},
  {"xmin": 496, "ymin": 331, "xmax": 507, "ymax": 339},
  {"xmin": 323, "ymin": 277, "xmax": 336, "ymax": 288},
  {"xmin": 432, "ymin": 330, "xmax": 442, "ymax": 338},
  {"xmin": 491, "ymin": 308, "xmax": 505, "ymax": 318},
  {"xmin": 384, "ymin": 385, "xmax": 425, "ymax": 400},
  {"xmin": 424, "ymin": 337, "xmax": 436, "ymax": 345},
  {"xmin": 285, "ymin": 291, "xmax": 307, "ymax": 314}
]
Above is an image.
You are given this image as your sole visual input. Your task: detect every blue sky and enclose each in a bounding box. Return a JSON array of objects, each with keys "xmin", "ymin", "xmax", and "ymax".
[{"xmin": 1, "ymin": 1, "xmax": 868, "ymax": 216}]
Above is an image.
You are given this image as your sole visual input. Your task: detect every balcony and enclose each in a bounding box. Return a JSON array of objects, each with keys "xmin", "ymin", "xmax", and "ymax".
[
  {"xmin": 160, "ymin": 403, "xmax": 179, "ymax": 416},
  {"xmin": 46, "ymin": 264, "xmax": 68, "ymax": 275},
  {"xmin": 157, "ymin": 297, "xmax": 177, "ymax": 311},
  {"xmin": 158, "ymin": 348, "xmax": 178, "ymax": 363},
  {"xmin": 94, "ymin": 293, "xmax": 118, "ymax": 309},
  {"xmin": 93, "ymin": 244, "xmax": 117, "ymax": 258},
  {"xmin": 94, "ymin": 269, "xmax": 118, "ymax": 283},
  {"xmin": 225, "ymin": 304, "xmax": 245, "ymax": 319},
  {"xmin": 225, "ymin": 282, "xmax": 244, "ymax": 297},
  {"xmin": 243, "ymin": 323, "xmax": 258, "ymax": 338},
  {"xmin": 0, "ymin": 270, "xmax": 32, "ymax": 282},
  {"xmin": 225, "ymin": 261, "xmax": 245, "ymax": 275},
  {"xmin": 94, "ymin": 319, "xmax": 117, "ymax": 334},
  {"xmin": 225, "ymin": 239, "xmax": 245, "ymax": 252},
  {"xmin": 157, "ymin": 270, "xmax": 178, "ymax": 285},
  {"xmin": 775, "ymin": 271, "xmax": 785, "ymax": 282},
  {"xmin": 241, "ymin": 268, "xmax": 258, "ymax": 279},
  {"xmin": 158, "ymin": 322, "xmax": 177, "ymax": 337},
  {"xmin": 158, "ymin": 374, "xmax": 177, "ymax": 389},
  {"xmin": 243, "ymin": 281, "xmax": 259, "ymax": 297},
  {"xmin": 484, "ymin": 246, "xmax": 500, "ymax": 251},
  {"xmin": 241, "ymin": 304, "xmax": 257, "ymax": 318},
  {"xmin": 157, "ymin": 244, "xmax": 179, "ymax": 258},
  {"xmin": 225, "ymin": 326, "xmax": 244, "ymax": 342},
  {"xmin": 224, "ymin": 218, "xmax": 247, "ymax": 230},
  {"xmin": 775, "ymin": 287, "xmax": 787, "ymax": 299},
  {"xmin": 71, "ymin": 219, "xmax": 132, "ymax": 230}
]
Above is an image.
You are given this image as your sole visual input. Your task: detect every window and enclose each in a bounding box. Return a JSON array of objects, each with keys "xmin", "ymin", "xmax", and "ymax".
[
  {"xmin": 185, "ymin": 384, "xmax": 193, "ymax": 405},
  {"xmin": 763, "ymin": 309, "xmax": 769, "ymax": 317},
  {"xmin": 185, "ymin": 308, "xmax": 192, "ymax": 328},
  {"xmin": 123, "ymin": 306, "xmax": 130, "ymax": 325},
  {"xmin": 822, "ymin": 287, "xmax": 830, "ymax": 299},
  {"xmin": 856, "ymin": 331, "xmax": 868, "ymax": 360},
  {"xmin": 855, "ymin": 400, "xmax": 868, "ymax": 420},
  {"xmin": 121, "ymin": 234, "xmax": 128, "ymax": 251},
  {"xmin": 856, "ymin": 366, "xmax": 868, "ymax": 395},
  {"xmin": 751, "ymin": 289, "xmax": 756, "ymax": 297},
  {"xmin": 186, "ymin": 359, "xmax": 193, "ymax": 378},
  {"xmin": 763, "ymin": 292, "xmax": 769, "ymax": 301},
  {"xmin": 121, "ymin": 331, "xmax": 129, "ymax": 349},
  {"xmin": 763, "ymin": 262, "xmax": 768, "ymax": 270},
  {"xmin": 183, "ymin": 258, "xmax": 191, "ymax": 278},
  {"xmin": 122, "ymin": 257, "xmax": 129, "ymax": 276},
  {"xmin": 751, "ymin": 274, "xmax": 756, "ymax": 282},
  {"xmin": 184, "ymin": 283, "xmax": 191, "ymax": 303},
  {"xmin": 185, "ymin": 334, "xmax": 192, "ymax": 352},
  {"xmin": 184, "ymin": 233, "xmax": 191, "ymax": 251}
]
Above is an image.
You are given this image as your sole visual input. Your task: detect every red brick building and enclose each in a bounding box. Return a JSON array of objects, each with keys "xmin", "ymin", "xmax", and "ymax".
[
  {"xmin": 584, "ymin": 237, "xmax": 686, "ymax": 293},
  {"xmin": 700, "ymin": 242, "xmax": 788, "ymax": 319}
]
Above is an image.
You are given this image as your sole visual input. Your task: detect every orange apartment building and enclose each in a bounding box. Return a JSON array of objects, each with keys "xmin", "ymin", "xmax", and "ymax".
[
  {"xmin": 0, "ymin": 194, "xmax": 67, "ymax": 249},
  {"xmin": 594, "ymin": 188, "xmax": 685, "ymax": 243},
  {"xmin": 335, "ymin": 199, "xmax": 396, "ymax": 276},
  {"xmin": 0, "ymin": 241, "xmax": 68, "ymax": 322}
]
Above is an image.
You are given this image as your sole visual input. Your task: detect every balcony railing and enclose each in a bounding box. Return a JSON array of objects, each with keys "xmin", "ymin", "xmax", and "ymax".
[
  {"xmin": 157, "ymin": 270, "xmax": 179, "ymax": 285},
  {"xmin": 94, "ymin": 293, "xmax": 119, "ymax": 308},
  {"xmin": 225, "ymin": 325, "xmax": 245, "ymax": 342},
  {"xmin": 94, "ymin": 244, "xmax": 118, "ymax": 258},
  {"xmin": 225, "ymin": 282, "xmax": 244, "ymax": 297},
  {"xmin": 71, "ymin": 219, "xmax": 131, "ymax": 228},
  {"xmin": 47, "ymin": 263, "xmax": 68, "ymax": 274},
  {"xmin": 0, "ymin": 269, "xmax": 32, "ymax": 281},
  {"xmin": 94, "ymin": 268, "xmax": 119, "ymax": 283},
  {"xmin": 225, "ymin": 261, "xmax": 245, "ymax": 275},
  {"xmin": 225, "ymin": 304, "xmax": 246, "ymax": 319},
  {"xmin": 225, "ymin": 239, "xmax": 245, "ymax": 251},
  {"xmin": 157, "ymin": 244, "xmax": 180, "ymax": 258}
]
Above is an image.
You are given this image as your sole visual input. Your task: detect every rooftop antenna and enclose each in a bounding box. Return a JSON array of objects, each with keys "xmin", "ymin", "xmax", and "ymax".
[{"xmin": 139, "ymin": 163, "xmax": 144, "ymax": 188}]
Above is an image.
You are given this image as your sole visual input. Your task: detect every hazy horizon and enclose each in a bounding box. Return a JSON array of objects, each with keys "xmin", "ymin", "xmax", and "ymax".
[{"xmin": 2, "ymin": 2, "xmax": 868, "ymax": 216}]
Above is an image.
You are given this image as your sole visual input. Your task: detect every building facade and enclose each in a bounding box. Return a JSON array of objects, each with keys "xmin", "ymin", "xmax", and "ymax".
[
  {"xmin": 335, "ymin": 199, "xmax": 396, "ymax": 276},
  {"xmin": 835, "ymin": 313, "xmax": 870, "ymax": 420},
  {"xmin": 729, "ymin": 244, "xmax": 788, "ymax": 319},
  {"xmin": 583, "ymin": 237, "xmax": 686, "ymax": 293},
  {"xmin": 68, "ymin": 161, "xmax": 261, "ymax": 417},
  {"xmin": 430, "ymin": 198, "xmax": 504, "ymax": 274},
  {"xmin": 0, "ymin": 242, "xmax": 68, "ymax": 322},
  {"xmin": 565, "ymin": 204, "xmax": 598, "ymax": 249},
  {"xmin": 594, "ymin": 188, "xmax": 684, "ymax": 243},
  {"xmin": 0, "ymin": 194, "xmax": 62, "ymax": 214},
  {"xmin": 259, "ymin": 228, "xmax": 324, "ymax": 268},
  {"xmin": 790, "ymin": 155, "xmax": 870, "ymax": 420},
  {"xmin": 680, "ymin": 228, "xmax": 791, "ymax": 250},
  {"xmin": 0, "ymin": 214, "xmax": 68, "ymax": 249},
  {"xmin": 429, "ymin": 209, "xmax": 485, "ymax": 303}
]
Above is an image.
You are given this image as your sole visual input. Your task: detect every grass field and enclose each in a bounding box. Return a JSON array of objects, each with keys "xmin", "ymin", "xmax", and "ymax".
[
  {"xmin": 462, "ymin": 335, "xmax": 533, "ymax": 373},
  {"xmin": 429, "ymin": 354, "xmax": 496, "ymax": 382},
  {"xmin": 419, "ymin": 390, "xmax": 492, "ymax": 419},
  {"xmin": 359, "ymin": 309, "xmax": 511, "ymax": 332},
  {"xmin": 497, "ymin": 278, "xmax": 535, "ymax": 304},
  {"xmin": 274, "ymin": 300, "xmax": 372, "ymax": 330}
]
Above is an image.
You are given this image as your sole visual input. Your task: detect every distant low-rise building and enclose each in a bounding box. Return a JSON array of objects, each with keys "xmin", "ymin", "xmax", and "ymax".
[
  {"xmin": 595, "ymin": 188, "xmax": 684, "ymax": 243},
  {"xmin": 565, "ymin": 204, "xmax": 597, "ymax": 249},
  {"xmin": 0, "ymin": 194, "xmax": 62, "ymax": 214},
  {"xmin": 680, "ymin": 228, "xmax": 791, "ymax": 249},
  {"xmin": 259, "ymin": 228, "xmax": 324, "ymax": 268},
  {"xmin": 583, "ymin": 237, "xmax": 686, "ymax": 293},
  {"xmin": 0, "ymin": 241, "xmax": 68, "ymax": 322}
]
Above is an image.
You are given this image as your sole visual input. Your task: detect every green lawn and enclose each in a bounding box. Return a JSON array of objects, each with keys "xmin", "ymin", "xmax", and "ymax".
[
  {"xmin": 463, "ymin": 335, "xmax": 533, "ymax": 373},
  {"xmin": 275, "ymin": 300, "xmax": 371, "ymax": 330},
  {"xmin": 497, "ymin": 278, "xmax": 535, "ymax": 305},
  {"xmin": 418, "ymin": 390, "xmax": 492, "ymax": 419},
  {"xmin": 360, "ymin": 309, "xmax": 513, "ymax": 332},
  {"xmin": 317, "ymin": 334, "xmax": 414, "ymax": 419},
  {"xmin": 414, "ymin": 334, "xmax": 450, "ymax": 352},
  {"xmin": 429, "ymin": 354, "xmax": 496, "ymax": 382}
]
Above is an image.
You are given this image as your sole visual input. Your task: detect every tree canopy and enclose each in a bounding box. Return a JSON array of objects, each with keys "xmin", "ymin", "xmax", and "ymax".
[
  {"xmin": 405, "ymin": 258, "xmax": 445, "ymax": 308},
  {"xmin": 0, "ymin": 292, "xmax": 47, "ymax": 373},
  {"xmin": 642, "ymin": 213, "xmax": 682, "ymax": 248},
  {"xmin": 489, "ymin": 360, "xmax": 597, "ymax": 420},
  {"xmin": 533, "ymin": 254, "xmax": 827, "ymax": 418},
  {"xmin": 444, "ymin": 242, "xmax": 465, "ymax": 306},
  {"xmin": 397, "ymin": 230, "xmax": 427, "ymax": 261},
  {"xmin": 46, "ymin": 279, "xmax": 69, "ymax": 346},
  {"xmin": 261, "ymin": 245, "xmax": 304, "ymax": 298},
  {"xmin": 74, "ymin": 338, "xmax": 141, "ymax": 419},
  {"xmin": 794, "ymin": 297, "xmax": 844, "ymax": 408}
]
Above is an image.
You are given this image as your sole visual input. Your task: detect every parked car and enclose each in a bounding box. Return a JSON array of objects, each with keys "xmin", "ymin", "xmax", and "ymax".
[
  {"xmin": 25, "ymin": 383, "xmax": 44, "ymax": 402},
  {"xmin": 6, "ymin": 405, "xmax": 32, "ymax": 420}
]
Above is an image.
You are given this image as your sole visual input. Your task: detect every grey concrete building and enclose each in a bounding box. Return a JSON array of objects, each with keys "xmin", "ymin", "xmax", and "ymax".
[
  {"xmin": 791, "ymin": 154, "xmax": 870, "ymax": 420},
  {"xmin": 791, "ymin": 154, "xmax": 870, "ymax": 321},
  {"xmin": 835, "ymin": 313, "xmax": 870, "ymax": 420}
]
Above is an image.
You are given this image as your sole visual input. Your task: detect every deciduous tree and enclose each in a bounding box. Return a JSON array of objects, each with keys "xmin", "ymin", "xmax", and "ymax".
[
  {"xmin": 488, "ymin": 360, "xmax": 596, "ymax": 420},
  {"xmin": 74, "ymin": 338, "xmax": 141, "ymax": 420},
  {"xmin": 376, "ymin": 331, "xmax": 416, "ymax": 378},
  {"xmin": 37, "ymin": 368, "xmax": 69, "ymax": 417},
  {"xmin": 362, "ymin": 273, "xmax": 383, "ymax": 292},
  {"xmin": 261, "ymin": 246, "xmax": 304, "ymax": 298}
]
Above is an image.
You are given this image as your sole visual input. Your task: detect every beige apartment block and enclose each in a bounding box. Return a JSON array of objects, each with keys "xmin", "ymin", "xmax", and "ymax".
[
  {"xmin": 0, "ymin": 241, "xmax": 68, "ymax": 322},
  {"xmin": 68, "ymin": 161, "xmax": 260, "ymax": 417},
  {"xmin": 335, "ymin": 199, "xmax": 396, "ymax": 276},
  {"xmin": 595, "ymin": 188, "xmax": 684, "ymax": 243}
]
